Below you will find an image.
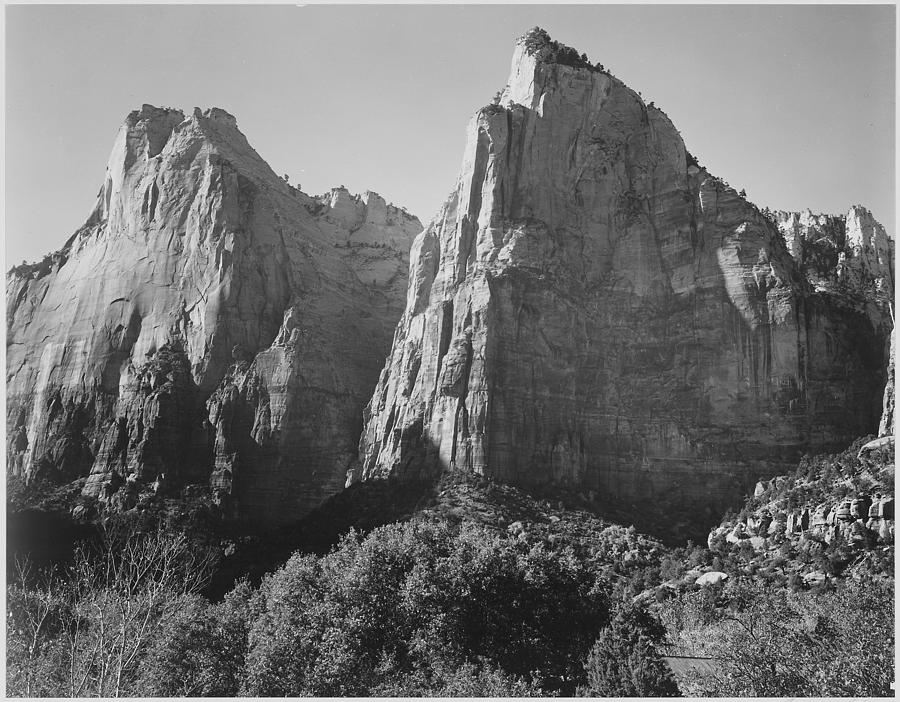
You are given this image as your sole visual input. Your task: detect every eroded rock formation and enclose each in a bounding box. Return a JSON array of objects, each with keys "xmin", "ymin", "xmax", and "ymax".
[
  {"xmin": 774, "ymin": 207, "xmax": 895, "ymax": 439},
  {"xmin": 354, "ymin": 29, "xmax": 893, "ymax": 520},
  {"xmin": 775, "ymin": 207, "xmax": 893, "ymax": 300},
  {"xmin": 7, "ymin": 105, "xmax": 421, "ymax": 525}
]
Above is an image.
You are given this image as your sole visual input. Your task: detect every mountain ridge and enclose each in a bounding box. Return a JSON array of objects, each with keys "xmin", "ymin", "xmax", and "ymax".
[{"xmin": 6, "ymin": 30, "xmax": 893, "ymax": 538}]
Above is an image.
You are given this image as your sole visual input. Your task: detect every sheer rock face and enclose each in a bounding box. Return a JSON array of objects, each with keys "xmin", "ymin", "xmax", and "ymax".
[
  {"xmin": 7, "ymin": 105, "xmax": 421, "ymax": 525},
  {"xmin": 773, "ymin": 207, "xmax": 895, "ymax": 439},
  {"xmin": 354, "ymin": 32, "xmax": 892, "ymax": 519},
  {"xmin": 879, "ymin": 331, "xmax": 894, "ymax": 437}
]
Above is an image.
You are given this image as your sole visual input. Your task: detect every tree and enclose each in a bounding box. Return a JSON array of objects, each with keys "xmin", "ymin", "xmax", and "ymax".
[
  {"xmin": 138, "ymin": 580, "xmax": 254, "ymax": 696},
  {"xmin": 579, "ymin": 605, "xmax": 680, "ymax": 697},
  {"xmin": 663, "ymin": 579, "xmax": 893, "ymax": 697},
  {"xmin": 242, "ymin": 520, "xmax": 610, "ymax": 696},
  {"xmin": 6, "ymin": 522, "xmax": 216, "ymax": 697},
  {"xmin": 6, "ymin": 559, "xmax": 66, "ymax": 696}
]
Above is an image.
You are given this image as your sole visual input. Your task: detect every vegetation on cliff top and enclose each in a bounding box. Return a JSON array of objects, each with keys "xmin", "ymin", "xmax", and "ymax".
[{"xmin": 520, "ymin": 27, "xmax": 606, "ymax": 73}]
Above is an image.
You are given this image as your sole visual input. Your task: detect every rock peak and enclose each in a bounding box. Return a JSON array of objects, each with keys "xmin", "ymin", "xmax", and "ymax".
[
  {"xmin": 191, "ymin": 106, "xmax": 239, "ymax": 129},
  {"xmin": 499, "ymin": 29, "xmax": 616, "ymax": 112},
  {"xmin": 126, "ymin": 104, "xmax": 185, "ymax": 128},
  {"xmin": 120, "ymin": 105, "xmax": 185, "ymax": 160}
]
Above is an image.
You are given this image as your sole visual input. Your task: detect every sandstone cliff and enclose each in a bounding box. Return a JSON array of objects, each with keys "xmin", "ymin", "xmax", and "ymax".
[
  {"xmin": 774, "ymin": 207, "xmax": 893, "ymax": 326},
  {"xmin": 354, "ymin": 29, "xmax": 893, "ymax": 523},
  {"xmin": 879, "ymin": 330, "xmax": 894, "ymax": 437},
  {"xmin": 7, "ymin": 105, "xmax": 421, "ymax": 525},
  {"xmin": 773, "ymin": 207, "xmax": 895, "ymax": 439}
]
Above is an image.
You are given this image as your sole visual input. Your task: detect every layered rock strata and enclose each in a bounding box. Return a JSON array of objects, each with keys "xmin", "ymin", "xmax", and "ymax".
[
  {"xmin": 7, "ymin": 105, "xmax": 421, "ymax": 525},
  {"xmin": 354, "ymin": 29, "xmax": 893, "ymax": 520}
]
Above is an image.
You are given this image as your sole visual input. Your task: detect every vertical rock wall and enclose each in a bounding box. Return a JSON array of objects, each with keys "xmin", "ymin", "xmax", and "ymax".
[
  {"xmin": 355, "ymin": 31, "xmax": 892, "ymax": 520},
  {"xmin": 7, "ymin": 105, "xmax": 421, "ymax": 525}
]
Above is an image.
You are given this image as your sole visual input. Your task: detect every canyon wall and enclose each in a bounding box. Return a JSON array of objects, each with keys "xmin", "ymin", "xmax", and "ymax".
[
  {"xmin": 354, "ymin": 30, "xmax": 893, "ymax": 520},
  {"xmin": 7, "ymin": 105, "xmax": 421, "ymax": 525}
]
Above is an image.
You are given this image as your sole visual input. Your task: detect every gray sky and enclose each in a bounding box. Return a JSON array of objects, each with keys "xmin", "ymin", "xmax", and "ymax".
[{"xmin": 5, "ymin": 4, "xmax": 895, "ymax": 265}]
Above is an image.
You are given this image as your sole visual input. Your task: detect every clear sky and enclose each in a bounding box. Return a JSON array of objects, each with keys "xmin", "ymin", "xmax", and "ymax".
[{"xmin": 5, "ymin": 3, "xmax": 895, "ymax": 265}]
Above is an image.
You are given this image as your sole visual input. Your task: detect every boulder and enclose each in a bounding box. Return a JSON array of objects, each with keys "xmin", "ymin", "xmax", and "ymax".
[
  {"xmin": 835, "ymin": 501, "xmax": 853, "ymax": 522},
  {"xmin": 857, "ymin": 435, "xmax": 894, "ymax": 458},
  {"xmin": 726, "ymin": 523, "xmax": 749, "ymax": 544},
  {"xmin": 811, "ymin": 503, "xmax": 832, "ymax": 529},
  {"xmin": 802, "ymin": 571, "xmax": 827, "ymax": 587},
  {"xmin": 696, "ymin": 571, "xmax": 729, "ymax": 587}
]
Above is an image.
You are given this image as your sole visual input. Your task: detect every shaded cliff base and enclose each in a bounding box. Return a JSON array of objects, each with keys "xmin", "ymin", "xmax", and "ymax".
[
  {"xmin": 9, "ymin": 431, "xmax": 892, "ymax": 603},
  {"xmin": 6, "ymin": 433, "xmax": 894, "ymax": 696}
]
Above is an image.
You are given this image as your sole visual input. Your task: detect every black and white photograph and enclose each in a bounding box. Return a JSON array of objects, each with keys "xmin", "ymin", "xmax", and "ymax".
[{"xmin": 3, "ymin": 2, "xmax": 895, "ymax": 697}]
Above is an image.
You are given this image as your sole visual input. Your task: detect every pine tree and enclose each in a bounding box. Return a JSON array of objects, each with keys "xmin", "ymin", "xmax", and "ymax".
[{"xmin": 579, "ymin": 606, "xmax": 680, "ymax": 697}]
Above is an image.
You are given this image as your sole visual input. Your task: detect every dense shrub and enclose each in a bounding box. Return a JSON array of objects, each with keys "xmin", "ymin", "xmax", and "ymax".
[
  {"xmin": 243, "ymin": 520, "xmax": 609, "ymax": 695},
  {"xmin": 138, "ymin": 581, "xmax": 255, "ymax": 696},
  {"xmin": 521, "ymin": 27, "xmax": 601, "ymax": 73},
  {"xmin": 579, "ymin": 605, "xmax": 680, "ymax": 697},
  {"xmin": 9, "ymin": 464, "xmax": 893, "ymax": 698},
  {"xmin": 659, "ymin": 578, "xmax": 894, "ymax": 697}
]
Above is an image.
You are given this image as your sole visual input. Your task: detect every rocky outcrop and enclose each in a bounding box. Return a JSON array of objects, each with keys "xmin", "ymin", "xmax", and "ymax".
[
  {"xmin": 774, "ymin": 207, "xmax": 893, "ymax": 304},
  {"xmin": 353, "ymin": 28, "xmax": 892, "ymax": 522},
  {"xmin": 7, "ymin": 105, "xmax": 421, "ymax": 525},
  {"xmin": 706, "ymin": 435, "xmax": 894, "ymax": 591},
  {"xmin": 710, "ymin": 492, "xmax": 895, "ymax": 551}
]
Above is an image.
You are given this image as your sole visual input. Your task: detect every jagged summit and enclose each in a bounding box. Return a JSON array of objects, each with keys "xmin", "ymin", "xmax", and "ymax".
[
  {"xmin": 495, "ymin": 32, "xmax": 891, "ymax": 306},
  {"xmin": 122, "ymin": 104, "xmax": 238, "ymax": 133},
  {"xmin": 113, "ymin": 105, "xmax": 246, "ymax": 169},
  {"xmin": 10, "ymin": 105, "xmax": 417, "ymax": 277},
  {"xmin": 773, "ymin": 205, "xmax": 893, "ymax": 304}
]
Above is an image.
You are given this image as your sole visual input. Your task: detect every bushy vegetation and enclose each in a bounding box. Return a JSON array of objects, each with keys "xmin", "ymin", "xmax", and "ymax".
[
  {"xmin": 744, "ymin": 436, "xmax": 893, "ymax": 517},
  {"xmin": 241, "ymin": 520, "xmax": 608, "ymax": 695},
  {"xmin": 7, "ymin": 515, "xmax": 677, "ymax": 697},
  {"xmin": 7, "ymin": 524, "xmax": 215, "ymax": 697},
  {"xmin": 8, "ymin": 441, "xmax": 894, "ymax": 697},
  {"xmin": 699, "ymin": 437, "xmax": 895, "ymax": 587},
  {"xmin": 658, "ymin": 578, "xmax": 894, "ymax": 696},
  {"xmin": 521, "ymin": 27, "xmax": 603, "ymax": 73},
  {"xmin": 580, "ymin": 605, "xmax": 680, "ymax": 696}
]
